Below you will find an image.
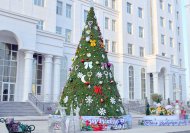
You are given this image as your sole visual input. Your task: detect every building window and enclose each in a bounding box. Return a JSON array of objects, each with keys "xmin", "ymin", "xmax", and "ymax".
[
  {"xmin": 0, "ymin": 43, "xmax": 18, "ymax": 101},
  {"xmin": 105, "ymin": 0, "xmax": 108, "ymax": 7},
  {"xmin": 84, "ymin": 10, "xmax": 88, "ymax": 23},
  {"xmin": 32, "ymin": 54, "xmax": 43, "ymax": 96},
  {"xmin": 140, "ymin": 47, "xmax": 144, "ymax": 57},
  {"xmin": 129, "ymin": 66, "xmax": 134, "ymax": 100},
  {"xmin": 112, "ymin": 20, "xmax": 116, "ymax": 31},
  {"xmin": 34, "ymin": 0, "xmax": 44, "ymax": 7},
  {"xmin": 66, "ymin": 4, "xmax": 72, "ymax": 18},
  {"xmin": 36, "ymin": 20, "xmax": 44, "ymax": 30},
  {"xmin": 141, "ymin": 68, "xmax": 146, "ymax": 99},
  {"xmin": 127, "ymin": 2, "xmax": 132, "ymax": 14},
  {"xmin": 168, "ymin": 4, "xmax": 172, "ymax": 13},
  {"xmin": 161, "ymin": 34, "xmax": 165, "ymax": 45},
  {"xmin": 179, "ymin": 75, "xmax": 182, "ymax": 100},
  {"xmin": 171, "ymin": 55, "xmax": 174, "ymax": 65},
  {"xmin": 127, "ymin": 22, "xmax": 132, "ymax": 34},
  {"xmin": 138, "ymin": 7, "xmax": 143, "ymax": 18},
  {"xmin": 177, "ymin": 27, "xmax": 180, "ymax": 35},
  {"xmin": 162, "ymin": 53, "xmax": 166, "ymax": 56},
  {"xmin": 112, "ymin": 0, "xmax": 116, "ymax": 10},
  {"xmin": 169, "ymin": 20, "xmax": 172, "ymax": 30},
  {"xmin": 178, "ymin": 43, "xmax": 181, "ymax": 52},
  {"xmin": 179, "ymin": 59, "xmax": 182, "ymax": 67},
  {"xmin": 160, "ymin": 17, "xmax": 164, "ymax": 27},
  {"xmin": 128, "ymin": 43, "xmax": 133, "ymax": 55},
  {"xmin": 176, "ymin": 11, "xmax": 179, "ymax": 19},
  {"xmin": 139, "ymin": 26, "xmax": 144, "ymax": 38},
  {"xmin": 150, "ymin": 73, "xmax": 154, "ymax": 95},
  {"xmin": 105, "ymin": 39, "xmax": 109, "ymax": 51},
  {"xmin": 112, "ymin": 41, "xmax": 116, "ymax": 53},
  {"xmin": 65, "ymin": 29, "xmax": 72, "ymax": 43},
  {"xmin": 170, "ymin": 37, "xmax": 173, "ymax": 47},
  {"xmin": 160, "ymin": 0, "xmax": 164, "ymax": 10},
  {"xmin": 172, "ymin": 74, "xmax": 176, "ymax": 101},
  {"xmin": 56, "ymin": 1, "xmax": 62, "ymax": 15},
  {"xmin": 105, "ymin": 17, "xmax": 109, "ymax": 29},
  {"xmin": 56, "ymin": 26, "xmax": 62, "ymax": 35}
]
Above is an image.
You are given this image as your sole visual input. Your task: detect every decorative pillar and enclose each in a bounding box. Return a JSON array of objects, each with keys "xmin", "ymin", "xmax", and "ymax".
[
  {"xmin": 53, "ymin": 56, "xmax": 61, "ymax": 102},
  {"xmin": 23, "ymin": 51, "xmax": 34, "ymax": 101},
  {"xmin": 153, "ymin": 72, "xmax": 159, "ymax": 94},
  {"xmin": 44, "ymin": 55, "xmax": 53, "ymax": 102},
  {"xmin": 165, "ymin": 74, "xmax": 170, "ymax": 100}
]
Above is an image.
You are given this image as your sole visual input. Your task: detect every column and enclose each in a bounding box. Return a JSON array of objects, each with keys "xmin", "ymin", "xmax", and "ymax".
[
  {"xmin": 53, "ymin": 56, "xmax": 61, "ymax": 102},
  {"xmin": 23, "ymin": 51, "xmax": 34, "ymax": 101},
  {"xmin": 44, "ymin": 55, "xmax": 53, "ymax": 102},
  {"xmin": 153, "ymin": 72, "xmax": 159, "ymax": 94},
  {"xmin": 165, "ymin": 74, "xmax": 170, "ymax": 100}
]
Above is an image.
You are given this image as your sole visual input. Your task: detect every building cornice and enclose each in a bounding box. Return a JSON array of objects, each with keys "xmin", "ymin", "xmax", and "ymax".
[
  {"xmin": 0, "ymin": 8, "xmax": 38, "ymax": 24},
  {"xmin": 37, "ymin": 30, "xmax": 64, "ymax": 41}
]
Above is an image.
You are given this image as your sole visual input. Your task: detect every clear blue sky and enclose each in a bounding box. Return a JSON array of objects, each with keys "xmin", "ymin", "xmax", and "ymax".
[{"xmin": 181, "ymin": 0, "xmax": 189, "ymax": 97}]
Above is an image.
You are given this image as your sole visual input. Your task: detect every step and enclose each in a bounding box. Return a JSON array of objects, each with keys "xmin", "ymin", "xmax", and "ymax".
[{"xmin": 0, "ymin": 102, "xmax": 41, "ymax": 116}]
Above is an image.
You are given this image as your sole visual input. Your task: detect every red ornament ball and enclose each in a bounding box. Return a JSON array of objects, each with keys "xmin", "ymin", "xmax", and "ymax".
[
  {"xmin": 85, "ymin": 82, "xmax": 90, "ymax": 85},
  {"xmin": 81, "ymin": 59, "xmax": 85, "ymax": 63}
]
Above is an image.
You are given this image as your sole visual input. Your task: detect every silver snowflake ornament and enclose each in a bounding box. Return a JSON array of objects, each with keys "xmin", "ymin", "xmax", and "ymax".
[
  {"xmin": 77, "ymin": 72, "xmax": 83, "ymax": 78},
  {"xmin": 98, "ymin": 108, "xmax": 106, "ymax": 116},
  {"xmin": 96, "ymin": 72, "xmax": 102, "ymax": 78},
  {"xmin": 110, "ymin": 97, "xmax": 116, "ymax": 104},
  {"xmin": 85, "ymin": 96, "xmax": 93, "ymax": 105}
]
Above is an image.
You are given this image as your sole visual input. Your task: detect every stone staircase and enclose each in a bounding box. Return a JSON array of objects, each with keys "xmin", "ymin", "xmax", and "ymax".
[{"xmin": 0, "ymin": 102, "xmax": 41, "ymax": 117}]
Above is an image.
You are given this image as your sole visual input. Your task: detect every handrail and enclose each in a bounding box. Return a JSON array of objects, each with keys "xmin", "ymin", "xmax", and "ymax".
[
  {"xmin": 28, "ymin": 93, "xmax": 45, "ymax": 112},
  {"xmin": 28, "ymin": 93, "xmax": 58, "ymax": 114}
]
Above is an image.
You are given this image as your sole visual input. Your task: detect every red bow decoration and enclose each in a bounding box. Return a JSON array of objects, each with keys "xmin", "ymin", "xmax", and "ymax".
[{"xmin": 94, "ymin": 86, "xmax": 102, "ymax": 94}]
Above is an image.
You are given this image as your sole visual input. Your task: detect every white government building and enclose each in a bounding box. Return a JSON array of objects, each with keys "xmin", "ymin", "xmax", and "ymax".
[
  {"xmin": 0, "ymin": 0, "xmax": 186, "ymax": 103},
  {"xmin": 185, "ymin": 0, "xmax": 190, "ymax": 101}
]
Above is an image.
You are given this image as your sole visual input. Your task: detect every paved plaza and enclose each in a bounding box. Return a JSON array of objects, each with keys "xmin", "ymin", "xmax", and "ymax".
[{"xmin": 1, "ymin": 115, "xmax": 190, "ymax": 133}]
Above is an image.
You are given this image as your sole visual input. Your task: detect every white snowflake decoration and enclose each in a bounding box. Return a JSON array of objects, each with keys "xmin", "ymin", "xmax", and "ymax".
[
  {"xmin": 64, "ymin": 96, "xmax": 68, "ymax": 103},
  {"xmin": 85, "ymin": 96, "xmax": 93, "ymax": 105},
  {"xmin": 77, "ymin": 72, "xmax": 83, "ymax": 78},
  {"xmin": 87, "ymin": 53, "xmax": 91, "ymax": 57},
  {"xmin": 96, "ymin": 72, "xmax": 102, "ymax": 78},
  {"xmin": 110, "ymin": 97, "xmax": 116, "ymax": 104},
  {"xmin": 98, "ymin": 108, "xmax": 106, "ymax": 116}
]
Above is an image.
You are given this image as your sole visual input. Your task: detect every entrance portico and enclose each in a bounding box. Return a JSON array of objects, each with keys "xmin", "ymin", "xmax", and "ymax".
[{"xmin": 0, "ymin": 9, "xmax": 65, "ymax": 102}]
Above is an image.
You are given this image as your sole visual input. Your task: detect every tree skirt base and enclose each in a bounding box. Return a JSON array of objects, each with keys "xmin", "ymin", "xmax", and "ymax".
[{"xmin": 80, "ymin": 115, "xmax": 132, "ymax": 131}]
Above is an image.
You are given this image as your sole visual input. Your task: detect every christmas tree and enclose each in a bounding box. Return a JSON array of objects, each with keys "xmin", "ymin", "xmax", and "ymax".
[{"xmin": 60, "ymin": 7, "xmax": 125, "ymax": 116}]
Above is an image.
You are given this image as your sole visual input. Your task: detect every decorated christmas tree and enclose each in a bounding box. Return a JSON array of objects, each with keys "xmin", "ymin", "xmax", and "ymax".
[{"xmin": 60, "ymin": 7, "xmax": 125, "ymax": 116}]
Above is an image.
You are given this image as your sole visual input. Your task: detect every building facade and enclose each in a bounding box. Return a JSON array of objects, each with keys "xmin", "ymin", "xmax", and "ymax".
[
  {"xmin": 0, "ymin": 0, "xmax": 186, "ymax": 102},
  {"xmin": 185, "ymin": 0, "xmax": 190, "ymax": 100}
]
